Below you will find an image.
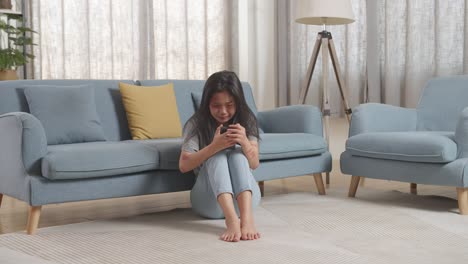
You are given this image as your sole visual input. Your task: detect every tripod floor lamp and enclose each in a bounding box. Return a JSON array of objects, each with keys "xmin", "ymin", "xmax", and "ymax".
[{"xmin": 295, "ymin": 0, "xmax": 355, "ymax": 185}]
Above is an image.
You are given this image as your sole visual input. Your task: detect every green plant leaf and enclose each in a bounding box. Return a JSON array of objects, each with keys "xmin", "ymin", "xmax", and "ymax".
[{"xmin": 0, "ymin": 17, "xmax": 37, "ymax": 71}]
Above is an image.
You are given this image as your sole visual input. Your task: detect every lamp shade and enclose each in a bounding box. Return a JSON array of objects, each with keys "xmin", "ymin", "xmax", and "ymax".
[{"xmin": 295, "ymin": 0, "xmax": 355, "ymax": 25}]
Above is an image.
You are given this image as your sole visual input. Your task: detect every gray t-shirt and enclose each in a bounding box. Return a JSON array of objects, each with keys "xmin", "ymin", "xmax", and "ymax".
[{"xmin": 181, "ymin": 121, "xmax": 200, "ymax": 154}]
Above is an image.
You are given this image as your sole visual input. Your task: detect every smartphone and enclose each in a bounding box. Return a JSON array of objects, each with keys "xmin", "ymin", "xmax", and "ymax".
[
  {"xmin": 221, "ymin": 113, "xmax": 238, "ymax": 134},
  {"xmin": 220, "ymin": 126, "xmax": 228, "ymax": 134}
]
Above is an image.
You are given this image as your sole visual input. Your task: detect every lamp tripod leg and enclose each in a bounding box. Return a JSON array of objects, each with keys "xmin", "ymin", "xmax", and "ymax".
[
  {"xmin": 328, "ymin": 38, "xmax": 353, "ymax": 121},
  {"xmin": 299, "ymin": 34, "xmax": 322, "ymax": 104},
  {"xmin": 321, "ymin": 37, "xmax": 332, "ymax": 187}
]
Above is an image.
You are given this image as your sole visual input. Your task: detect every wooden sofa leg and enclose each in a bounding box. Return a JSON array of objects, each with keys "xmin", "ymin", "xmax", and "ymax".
[
  {"xmin": 359, "ymin": 177, "xmax": 366, "ymax": 187},
  {"xmin": 259, "ymin": 181, "xmax": 264, "ymax": 197},
  {"xmin": 348, "ymin": 176, "xmax": 361, "ymax": 197},
  {"xmin": 410, "ymin": 183, "xmax": 417, "ymax": 195},
  {"xmin": 456, "ymin": 188, "xmax": 468, "ymax": 215},
  {"xmin": 27, "ymin": 206, "xmax": 42, "ymax": 235},
  {"xmin": 0, "ymin": 194, "xmax": 3, "ymax": 208},
  {"xmin": 313, "ymin": 173, "xmax": 326, "ymax": 195}
]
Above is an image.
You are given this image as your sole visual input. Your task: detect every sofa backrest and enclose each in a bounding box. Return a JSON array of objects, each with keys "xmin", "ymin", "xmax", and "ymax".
[
  {"xmin": 0, "ymin": 80, "xmax": 134, "ymax": 141},
  {"xmin": 0, "ymin": 79, "xmax": 258, "ymax": 141},
  {"xmin": 138, "ymin": 80, "xmax": 258, "ymax": 127},
  {"xmin": 417, "ymin": 75, "xmax": 468, "ymax": 131}
]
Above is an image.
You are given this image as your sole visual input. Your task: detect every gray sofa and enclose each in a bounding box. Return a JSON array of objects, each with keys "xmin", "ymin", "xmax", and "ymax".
[{"xmin": 0, "ymin": 79, "xmax": 331, "ymax": 234}]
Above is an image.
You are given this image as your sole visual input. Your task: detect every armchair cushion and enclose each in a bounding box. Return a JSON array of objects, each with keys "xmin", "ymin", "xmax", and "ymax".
[
  {"xmin": 42, "ymin": 141, "xmax": 160, "ymax": 180},
  {"xmin": 24, "ymin": 85, "xmax": 107, "ymax": 145},
  {"xmin": 259, "ymin": 133, "xmax": 327, "ymax": 160},
  {"xmin": 346, "ymin": 131, "xmax": 457, "ymax": 163}
]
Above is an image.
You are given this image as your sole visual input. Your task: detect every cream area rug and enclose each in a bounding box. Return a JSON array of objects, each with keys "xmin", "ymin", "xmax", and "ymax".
[{"xmin": 1, "ymin": 188, "xmax": 468, "ymax": 264}]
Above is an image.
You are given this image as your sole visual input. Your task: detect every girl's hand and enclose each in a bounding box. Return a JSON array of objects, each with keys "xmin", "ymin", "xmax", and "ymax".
[
  {"xmin": 226, "ymin": 123, "xmax": 249, "ymax": 148},
  {"xmin": 211, "ymin": 124, "xmax": 236, "ymax": 151}
]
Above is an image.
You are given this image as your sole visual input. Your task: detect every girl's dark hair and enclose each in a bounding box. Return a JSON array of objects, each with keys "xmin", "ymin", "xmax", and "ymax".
[{"xmin": 184, "ymin": 70, "xmax": 259, "ymax": 149}]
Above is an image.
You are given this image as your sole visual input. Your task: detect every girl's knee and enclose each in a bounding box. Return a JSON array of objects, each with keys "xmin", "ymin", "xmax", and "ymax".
[
  {"xmin": 205, "ymin": 151, "xmax": 228, "ymax": 165},
  {"xmin": 227, "ymin": 149, "xmax": 248, "ymax": 164}
]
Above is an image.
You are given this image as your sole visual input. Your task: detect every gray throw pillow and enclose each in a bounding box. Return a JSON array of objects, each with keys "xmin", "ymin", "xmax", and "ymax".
[
  {"xmin": 24, "ymin": 85, "xmax": 107, "ymax": 145},
  {"xmin": 191, "ymin": 91, "xmax": 203, "ymax": 110}
]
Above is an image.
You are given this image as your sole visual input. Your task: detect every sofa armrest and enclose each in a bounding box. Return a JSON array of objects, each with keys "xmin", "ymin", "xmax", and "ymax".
[
  {"xmin": 257, "ymin": 105, "xmax": 323, "ymax": 136},
  {"xmin": 0, "ymin": 112, "xmax": 47, "ymax": 202},
  {"xmin": 349, "ymin": 103, "xmax": 417, "ymax": 137},
  {"xmin": 455, "ymin": 107, "xmax": 468, "ymax": 158},
  {"xmin": 0, "ymin": 112, "xmax": 47, "ymax": 174}
]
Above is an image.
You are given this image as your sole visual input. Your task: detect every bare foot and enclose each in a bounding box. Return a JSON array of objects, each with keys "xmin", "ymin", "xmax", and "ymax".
[
  {"xmin": 220, "ymin": 219, "xmax": 241, "ymax": 242},
  {"xmin": 241, "ymin": 214, "xmax": 260, "ymax": 240}
]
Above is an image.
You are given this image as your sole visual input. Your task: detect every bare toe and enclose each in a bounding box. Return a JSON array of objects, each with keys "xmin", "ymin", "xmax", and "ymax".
[{"xmin": 221, "ymin": 219, "xmax": 241, "ymax": 242}]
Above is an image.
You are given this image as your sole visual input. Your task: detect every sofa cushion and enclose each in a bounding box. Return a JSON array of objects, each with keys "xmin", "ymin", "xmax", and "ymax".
[
  {"xmin": 259, "ymin": 133, "xmax": 327, "ymax": 160},
  {"xmin": 139, "ymin": 134, "xmax": 326, "ymax": 169},
  {"xmin": 42, "ymin": 141, "xmax": 160, "ymax": 180},
  {"xmin": 135, "ymin": 138, "xmax": 183, "ymax": 170},
  {"xmin": 24, "ymin": 84, "xmax": 107, "ymax": 145},
  {"xmin": 119, "ymin": 82, "xmax": 182, "ymax": 139},
  {"xmin": 346, "ymin": 131, "xmax": 457, "ymax": 163}
]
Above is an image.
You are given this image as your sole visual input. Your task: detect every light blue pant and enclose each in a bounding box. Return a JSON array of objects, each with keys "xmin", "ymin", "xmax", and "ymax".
[{"xmin": 190, "ymin": 147, "xmax": 261, "ymax": 219}]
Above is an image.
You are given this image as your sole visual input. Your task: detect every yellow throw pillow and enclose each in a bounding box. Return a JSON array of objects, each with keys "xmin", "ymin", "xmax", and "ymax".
[{"xmin": 119, "ymin": 82, "xmax": 182, "ymax": 139}]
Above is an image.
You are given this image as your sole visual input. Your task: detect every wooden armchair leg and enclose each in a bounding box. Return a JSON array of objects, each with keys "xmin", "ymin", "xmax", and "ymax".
[
  {"xmin": 259, "ymin": 181, "xmax": 264, "ymax": 197},
  {"xmin": 27, "ymin": 206, "xmax": 42, "ymax": 235},
  {"xmin": 456, "ymin": 188, "xmax": 468, "ymax": 215},
  {"xmin": 410, "ymin": 183, "xmax": 417, "ymax": 195},
  {"xmin": 0, "ymin": 194, "xmax": 3, "ymax": 208},
  {"xmin": 348, "ymin": 176, "xmax": 361, "ymax": 197},
  {"xmin": 313, "ymin": 173, "xmax": 326, "ymax": 195}
]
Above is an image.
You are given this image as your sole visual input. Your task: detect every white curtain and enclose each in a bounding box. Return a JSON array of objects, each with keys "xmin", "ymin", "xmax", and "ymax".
[
  {"xmin": 368, "ymin": 0, "xmax": 468, "ymax": 108},
  {"xmin": 27, "ymin": 0, "xmax": 467, "ymax": 110},
  {"xmin": 28, "ymin": 0, "xmax": 231, "ymax": 80},
  {"xmin": 235, "ymin": 0, "xmax": 278, "ymax": 111}
]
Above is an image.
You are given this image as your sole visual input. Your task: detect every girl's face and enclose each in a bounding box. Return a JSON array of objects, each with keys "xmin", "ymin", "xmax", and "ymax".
[{"xmin": 209, "ymin": 91, "xmax": 237, "ymax": 125}]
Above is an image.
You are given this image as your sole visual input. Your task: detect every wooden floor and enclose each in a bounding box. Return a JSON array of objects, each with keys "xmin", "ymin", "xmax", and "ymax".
[{"xmin": 0, "ymin": 118, "xmax": 458, "ymax": 235}]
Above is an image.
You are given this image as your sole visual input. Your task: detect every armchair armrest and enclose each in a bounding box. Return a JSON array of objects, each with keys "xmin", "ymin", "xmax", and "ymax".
[
  {"xmin": 0, "ymin": 112, "xmax": 47, "ymax": 202},
  {"xmin": 257, "ymin": 105, "xmax": 323, "ymax": 136},
  {"xmin": 455, "ymin": 107, "xmax": 468, "ymax": 158},
  {"xmin": 349, "ymin": 103, "xmax": 417, "ymax": 137}
]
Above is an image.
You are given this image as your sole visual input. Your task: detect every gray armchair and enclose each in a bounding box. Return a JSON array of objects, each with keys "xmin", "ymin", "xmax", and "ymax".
[{"xmin": 340, "ymin": 76, "xmax": 468, "ymax": 215}]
